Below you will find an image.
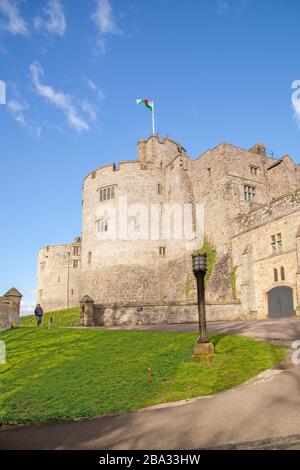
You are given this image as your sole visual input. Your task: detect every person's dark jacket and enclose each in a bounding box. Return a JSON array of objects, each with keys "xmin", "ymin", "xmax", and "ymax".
[{"xmin": 35, "ymin": 307, "xmax": 43, "ymax": 316}]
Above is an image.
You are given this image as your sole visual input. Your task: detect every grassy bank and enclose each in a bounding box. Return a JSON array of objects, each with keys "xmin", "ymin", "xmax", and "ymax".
[
  {"xmin": 20, "ymin": 307, "xmax": 80, "ymax": 328},
  {"xmin": 0, "ymin": 321, "xmax": 285, "ymax": 425}
]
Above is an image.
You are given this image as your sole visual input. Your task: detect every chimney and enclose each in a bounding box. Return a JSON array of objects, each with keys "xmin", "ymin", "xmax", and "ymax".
[{"xmin": 249, "ymin": 143, "xmax": 266, "ymax": 156}]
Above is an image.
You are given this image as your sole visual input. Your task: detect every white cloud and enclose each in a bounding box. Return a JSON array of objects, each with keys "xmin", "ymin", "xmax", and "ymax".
[
  {"xmin": 91, "ymin": 0, "xmax": 121, "ymax": 56},
  {"xmin": 292, "ymin": 80, "xmax": 300, "ymax": 128},
  {"xmin": 20, "ymin": 299, "xmax": 36, "ymax": 316},
  {"xmin": 34, "ymin": 0, "xmax": 66, "ymax": 36},
  {"xmin": 85, "ymin": 78, "xmax": 105, "ymax": 100},
  {"xmin": 0, "ymin": 0, "xmax": 28, "ymax": 36},
  {"xmin": 8, "ymin": 97, "xmax": 41, "ymax": 138},
  {"xmin": 92, "ymin": 0, "xmax": 120, "ymax": 35},
  {"xmin": 86, "ymin": 78, "xmax": 97, "ymax": 91},
  {"xmin": 20, "ymin": 289, "xmax": 37, "ymax": 316},
  {"xmin": 81, "ymin": 100, "xmax": 98, "ymax": 123},
  {"xmin": 30, "ymin": 61, "xmax": 89, "ymax": 133},
  {"xmin": 217, "ymin": 1, "xmax": 229, "ymax": 15},
  {"xmin": 8, "ymin": 97, "xmax": 28, "ymax": 124}
]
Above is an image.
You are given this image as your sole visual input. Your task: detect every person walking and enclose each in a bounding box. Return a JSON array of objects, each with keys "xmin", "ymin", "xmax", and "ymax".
[{"xmin": 34, "ymin": 304, "xmax": 43, "ymax": 327}]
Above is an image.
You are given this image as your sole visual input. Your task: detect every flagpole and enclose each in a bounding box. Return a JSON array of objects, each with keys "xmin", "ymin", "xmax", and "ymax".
[{"xmin": 152, "ymin": 101, "xmax": 155, "ymax": 134}]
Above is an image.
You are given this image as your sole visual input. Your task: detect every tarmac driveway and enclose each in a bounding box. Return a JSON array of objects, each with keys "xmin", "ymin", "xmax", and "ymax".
[
  {"xmin": 100, "ymin": 317, "xmax": 300, "ymax": 345},
  {"xmin": 1, "ymin": 318, "xmax": 300, "ymax": 450}
]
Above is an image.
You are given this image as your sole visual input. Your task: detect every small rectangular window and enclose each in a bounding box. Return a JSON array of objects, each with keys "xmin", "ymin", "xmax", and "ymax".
[
  {"xmin": 134, "ymin": 217, "xmax": 140, "ymax": 231},
  {"xmin": 250, "ymin": 166, "xmax": 258, "ymax": 176},
  {"xmin": 73, "ymin": 260, "xmax": 79, "ymax": 268},
  {"xmin": 271, "ymin": 233, "xmax": 282, "ymax": 253},
  {"xmin": 280, "ymin": 266, "xmax": 285, "ymax": 281},
  {"xmin": 73, "ymin": 246, "xmax": 80, "ymax": 256},
  {"xmin": 159, "ymin": 247, "xmax": 166, "ymax": 256},
  {"xmin": 158, "ymin": 184, "xmax": 162, "ymax": 194},
  {"xmin": 88, "ymin": 251, "xmax": 92, "ymax": 264},
  {"xmin": 99, "ymin": 186, "xmax": 116, "ymax": 202},
  {"xmin": 97, "ymin": 219, "xmax": 109, "ymax": 233},
  {"xmin": 244, "ymin": 185, "xmax": 256, "ymax": 201}
]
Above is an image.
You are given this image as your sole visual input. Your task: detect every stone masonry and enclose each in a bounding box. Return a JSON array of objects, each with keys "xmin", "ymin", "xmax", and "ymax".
[
  {"xmin": 37, "ymin": 135, "xmax": 300, "ymax": 325},
  {"xmin": 0, "ymin": 288, "xmax": 22, "ymax": 329}
]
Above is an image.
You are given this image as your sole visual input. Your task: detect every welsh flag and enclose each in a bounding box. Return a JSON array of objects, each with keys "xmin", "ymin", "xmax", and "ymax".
[{"xmin": 136, "ymin": 98, "xmax": 154, "ymax": 111}]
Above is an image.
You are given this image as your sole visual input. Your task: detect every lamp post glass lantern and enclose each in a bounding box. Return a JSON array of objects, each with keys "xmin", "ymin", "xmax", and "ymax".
[{"xmin": 192, "ymin": 254, "xmax": 209, "ymax": 344}]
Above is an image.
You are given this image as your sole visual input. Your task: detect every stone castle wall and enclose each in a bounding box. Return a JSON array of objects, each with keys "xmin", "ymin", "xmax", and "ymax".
[
  {"xmin": 231, "ymin": 193, "xmax": 300, "ymax": 319},
  {"xmin": 37, "ymin": 134, "xmax": 300, "ymax": 324},
  {"xmin": 37, "ymin": 239, "xmax": 81, "ymax": 312}
]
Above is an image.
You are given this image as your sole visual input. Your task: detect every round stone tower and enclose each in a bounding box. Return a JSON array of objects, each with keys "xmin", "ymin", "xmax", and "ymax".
[
  {"xmin": 80, "ymin": 135, "xmax": 195, "ymax": 317},
  {"xmin": 37, "ymin": 238, "xmax": 81, "ymax": 312}
]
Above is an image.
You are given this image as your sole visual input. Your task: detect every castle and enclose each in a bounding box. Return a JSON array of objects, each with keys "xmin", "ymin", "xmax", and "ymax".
[{"xmin": 37, "ymin": 135, "xmax": 300, "ymax": 325}]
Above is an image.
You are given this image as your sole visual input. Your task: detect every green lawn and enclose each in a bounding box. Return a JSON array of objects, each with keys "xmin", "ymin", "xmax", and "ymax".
[
  {"xmin": 0, "ymin": 310, "xmax": 285, "ymax": 425},
  {"xmin": 20, "ymin": 307, "xmax": 81, "ymax": 328}
]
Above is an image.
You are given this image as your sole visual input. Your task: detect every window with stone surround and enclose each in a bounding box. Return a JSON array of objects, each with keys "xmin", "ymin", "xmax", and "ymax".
[
  {"xmin": 97, "ymin": 219, "xmax": 109, "ymax": 234},
  {"xmin": 271, "ymin": 233, "xmax": 282, "ymax": 253},
  {"xmin": 244, "ymin": 185, "xmax": 256, "ymax": 201},
  {"xmin": 88, "ymin": 251, "xmax": 92, "ymax": 264},
  {"xmin": 250, "ymin": 166, "xmax": 259, "ymax": 176},
  {"xmin": 159, "ymin": 246, "xmax": 166, "ymax": 256},
  {"xmin": 73, "ymin": 259, "xmax": 79, "ymax": 268},
  {"xmin": 73, "ymin": 246, "xmax": 80, "ymax": 256},
  {"xmin": 99, "ymin": 185, "xmax": 115, "ymax": 202},
  {"xmin": 274, "ymin": 268, "xmax": 278, "ymax": 282},
  {"xmin": 280, "ymin": 266, "xmax": 285, "ymax": 281},
  {"xmin": 158, "ymin": 183, "xmax": 162, "ymax": 194},
  {"xmin": 133, "ymin": 216, "xmax": 140, "ymax": 231}
]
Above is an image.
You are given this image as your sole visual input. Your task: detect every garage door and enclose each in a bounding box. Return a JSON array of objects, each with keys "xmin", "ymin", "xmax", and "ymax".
[{"xmin": 268, "ymin": 286, "xmax": 294, "ymax": 318}]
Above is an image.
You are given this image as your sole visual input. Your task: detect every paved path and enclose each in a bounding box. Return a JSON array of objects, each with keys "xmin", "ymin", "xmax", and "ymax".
[
  {"xmin": 98, "ymin": 317, "xmax": 300, "ymax": 345},
  {"xmin": 1, "ymin": 318, "xmax": 300, "ymax": 450}
]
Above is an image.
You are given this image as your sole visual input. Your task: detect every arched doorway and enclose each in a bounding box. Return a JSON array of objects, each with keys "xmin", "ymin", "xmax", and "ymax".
[{"xmin": 268, "ymin": 286, "xmax": 294, "ymax": 318}]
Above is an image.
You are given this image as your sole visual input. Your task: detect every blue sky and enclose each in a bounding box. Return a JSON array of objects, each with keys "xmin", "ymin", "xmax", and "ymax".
[{"xmin": 0, "ymin": 0, "xmax": 300, "ymax": 313}]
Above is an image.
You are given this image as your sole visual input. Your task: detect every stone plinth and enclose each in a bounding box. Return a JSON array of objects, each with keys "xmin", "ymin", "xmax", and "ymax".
[{"xmin": 192, "ymin": 341, "xmax": 214, "ymax": 363}]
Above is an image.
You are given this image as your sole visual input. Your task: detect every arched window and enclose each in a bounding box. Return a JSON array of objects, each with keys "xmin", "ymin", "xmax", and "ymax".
[
  {"xmin": 274, "ymin": 268, "xmax": 278, "ymax": 282},
  {"xmin": 280, "ymin": 267, "xmax": 285, "ymax": 281}
]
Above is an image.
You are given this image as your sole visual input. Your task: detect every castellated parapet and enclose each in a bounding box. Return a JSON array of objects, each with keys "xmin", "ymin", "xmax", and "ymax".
[{"xmin": 38, "ymin": 134, "xmax": 300, "ymax": 324}]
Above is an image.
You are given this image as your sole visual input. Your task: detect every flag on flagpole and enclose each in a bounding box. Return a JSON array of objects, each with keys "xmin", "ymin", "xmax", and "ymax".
[
  {"xmin": 136, "ymin": 98, "xmax": 153, "ymax": 111},
  {"xmin": 136, "ymin": 98, "xmax": 155, "ymax": 133}
]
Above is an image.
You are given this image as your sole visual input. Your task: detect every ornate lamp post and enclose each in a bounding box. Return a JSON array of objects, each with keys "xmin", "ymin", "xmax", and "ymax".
[{"xmin": 192, "ymin": 253, "xmax": 214, "ymax": 362}]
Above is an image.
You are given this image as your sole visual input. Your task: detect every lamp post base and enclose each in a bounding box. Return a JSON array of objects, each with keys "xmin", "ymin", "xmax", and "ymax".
[{"xmin": 192, "ymin": 341, "xmax": 214, "ymax": 363}]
